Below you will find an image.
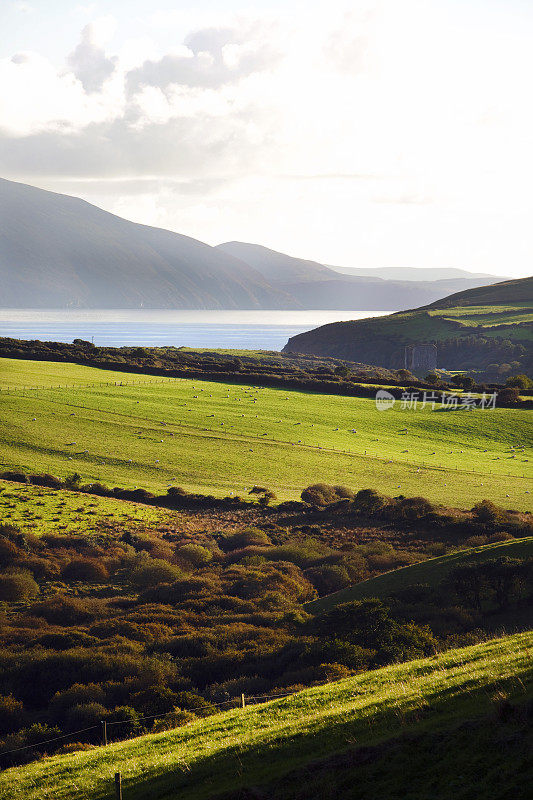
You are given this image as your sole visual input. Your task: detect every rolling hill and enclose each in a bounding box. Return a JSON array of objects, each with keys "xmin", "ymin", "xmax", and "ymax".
[
  {"xmin": 283, "ymin": 276, "xmax": 533, "ymax": 374},
  {"xmin": 1, "ymin": 632, "xmax": 531, "ymax": 800},
  {"xmin": 1, "ymin": 357, "xmax": 531, "ymax": 509},
  {"xmin": 304, "ymin": 536, "xmax": 533, "ymax": 614}
]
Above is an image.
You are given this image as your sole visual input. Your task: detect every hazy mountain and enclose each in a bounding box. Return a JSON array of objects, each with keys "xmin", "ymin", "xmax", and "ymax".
[
  {"xmin": 330, "ymin": 265, "xmax": 504, "ymax": 282},
  {"xmin": 0, "ymin": 178, "xmax": 297, "ymax": 310},
  {"xmin": 216, "ymin": 241, "xmax": 503, "ymax": 310},
  {"xmin": 0, "ymin": 179, "xmax": 511, "ymax": 311}
]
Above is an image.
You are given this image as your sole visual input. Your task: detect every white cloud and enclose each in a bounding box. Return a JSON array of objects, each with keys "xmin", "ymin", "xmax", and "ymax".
[{"xmin": 0, "ymin": 1, "xmax": 532, "ymax": 276}]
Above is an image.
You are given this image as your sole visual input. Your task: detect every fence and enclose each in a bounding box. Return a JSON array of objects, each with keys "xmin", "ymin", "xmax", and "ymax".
[{"xmin": 0, "ymin": 689, "xmax": 296, "ymax": 763}]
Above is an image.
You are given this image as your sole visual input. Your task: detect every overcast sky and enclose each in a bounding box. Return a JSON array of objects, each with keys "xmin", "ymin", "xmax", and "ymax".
[{"xmin": 1, "ymin": 0, "xmax": 532, "ymax": 276}]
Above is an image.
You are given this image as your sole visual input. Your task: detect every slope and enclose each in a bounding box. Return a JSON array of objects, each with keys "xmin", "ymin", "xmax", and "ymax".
[
  {"xmin": 1, "ymin": 358, "xmax": 531, "ymax": 509},
  {"xmin": 0, "ymin": 632, "xmax": 531, "ymax": 800},
  {"xmin": 0, "ymin": 178, "xmax": 296, "ymax": 310},
  {"xmin": 304, "ymin": 536, "xmax": 533, "ymax": 614}
]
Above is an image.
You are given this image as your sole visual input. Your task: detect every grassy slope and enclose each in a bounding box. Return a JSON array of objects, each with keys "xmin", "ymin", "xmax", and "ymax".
[
  {"xmin": 0, "ymin": 479, "xmax": 175, "ymax": 537},
  {"xmin": 305, "ymin": 536, "xmax": 533, "ymax": 614},
  {"xmin": 1, "ymin": 632, "xmax": 531, "ymax": 800},
  {"xmin": 0, "ymin": 359, "xmax": 532, "ymax": 509}
]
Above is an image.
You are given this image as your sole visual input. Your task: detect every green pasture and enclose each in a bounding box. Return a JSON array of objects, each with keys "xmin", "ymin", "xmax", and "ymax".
[
  {"xmin": 0, "ymin": 358, "xmax": 531, "ymax": 508},
  {"xmin": 1, "ymin": 632, "xmax": 531, "ymax": 800},
  {"xmin": 0, "ymin": 480, "xmax": 174, "ymax": 537},
  {"xmin": 305, "ymin": 536, "xmax": 533, "ymax": 613}
]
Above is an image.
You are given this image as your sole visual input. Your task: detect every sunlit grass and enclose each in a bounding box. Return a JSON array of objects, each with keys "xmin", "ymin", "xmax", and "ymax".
[{"xmin": 1, "ymin": 632, "xmax": 531, "ymax": 800}]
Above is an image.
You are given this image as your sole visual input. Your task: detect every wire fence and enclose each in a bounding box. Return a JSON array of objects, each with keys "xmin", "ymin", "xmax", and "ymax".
[{"xmin": 0, "ymin": 690, "xmax": 296, "ymax": 759}]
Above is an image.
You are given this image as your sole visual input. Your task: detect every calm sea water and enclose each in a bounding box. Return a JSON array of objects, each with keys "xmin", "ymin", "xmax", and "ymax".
[{"xmin": 0, "ymin": 309, "xmax": 389, "ymax": 351}]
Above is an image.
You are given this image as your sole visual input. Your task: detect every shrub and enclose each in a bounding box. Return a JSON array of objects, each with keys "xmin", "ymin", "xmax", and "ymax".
[
  {"xmin": 62, "ymin": 559, "xmax": 109, "ymax": 583},
  {"xmin": 505, "ymin": 374, "xmax": 532, "ymax": 389},
  {"xmin": 353, "ymin": 489, "xmax": 389, "ymax": 516},
  {"xmin": 32, "ymin": 595, "xmax": 97, "ymax": 624},
  {"xmin": 392, "ymin": 496, "xmax": 435, "ymax": 521},
  {"xmin": 0, "ymin": 570, "xmax": 39, "ymax": 601},
  {"xmin": 301, "ymin": 484, "xmax": 352, "ymax": 506},
  {"xmin": 177, "ymin": 544, "xmax": 213, "ymax": 568},
  {"xmin": 221, "ymin": 529, "xmax": 271, "ymax": 551},
  {"xmin": 64, "ymin": 472, "xmax": 81, "ymax": 489},
  {"xmin": 472, "ymin": 499, "xmax": 503, "ymax": 525},
  {"xmin": 29, "ymin": 473, "xmax": 62, "ymax": 488},
  {"xmin": 305, "ymin": 564, "xmax": 351, "ymax": 595},
  {"xmin": 0, "ymin": 471, "xmax": 28, "ymax": 483},
  {"xmin": 497, "ymin": 387, "xmax": 520, "ymax": 404},
  {"xmin": 0, "ymin": 536, "xmax": 20, "ymax": 568},
  {"xmin": 0, "ymin": 695, "xmax": 26, "ymax": 734},
  {"xmin": 64, "ymin": 702, "xmax": 108, "ymax": 732},
  {"xmin": 130, "ymin": 559, "xmax": 183, "ymax": 589}
]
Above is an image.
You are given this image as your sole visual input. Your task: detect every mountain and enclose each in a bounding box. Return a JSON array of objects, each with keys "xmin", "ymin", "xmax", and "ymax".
[
  {"xmin": 0, "ymin": 178, "xmax": 297, "ymax": 310},
  {"xmin": 330, "ymin": 265, "xmax": 504, "ymax": 282},
  {"xmin": 0, "ymin": 178, "xmax": 513, "ymax": 311},
  {"xmin": 216, "ymin": 241, "xmax": 503, "ymax": 310},
  {"xmin": 283, "ymin": 276, "xmax": 533, "ymax": 375}
]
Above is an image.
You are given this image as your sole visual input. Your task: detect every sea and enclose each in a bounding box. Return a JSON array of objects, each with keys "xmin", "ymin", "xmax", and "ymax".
[{"xmin": 0, "ymin": 309, "xmax": 389, "ymax": 351}]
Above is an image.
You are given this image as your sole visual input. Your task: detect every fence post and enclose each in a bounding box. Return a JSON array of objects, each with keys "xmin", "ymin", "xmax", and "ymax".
[
  {"xmin": 101, "ymin": 719, "xmax": 107, "ymax": 746},
  {"xmin": 240, "ymin": 693, "xmax": 246, "ymax": 709},
  {"xmin": 115, "ymin": 772, "xmax": 122, "ymax": 800}
]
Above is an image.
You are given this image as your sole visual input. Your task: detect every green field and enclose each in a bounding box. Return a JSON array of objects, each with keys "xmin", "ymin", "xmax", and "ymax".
[
  {"xmin": 1, "ymin": 359, "xmax": 531, "ymax": 508},
  {"xmin": 0, "ymin": 479, "xmax": 175, "ymax": 537},
  {"xmin": 1, "ymin": 632, "xmax": 531, "ymax": 800},
  {"xmin": 305, "ymin": 536, "xmax": 533, "ymax": 613}
]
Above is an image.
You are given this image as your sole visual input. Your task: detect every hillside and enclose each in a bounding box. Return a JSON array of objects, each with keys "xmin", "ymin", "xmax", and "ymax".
[
  {"xmin": 1, "ymin": 632, "xmax": 531, "ymax": 800},
  {"xmin": 283, "ymin": 275, "xmax": 533, "ymax": 374},
  {"xmin": 0, "ymin": 178, "xmax": 296, "ymax": 310},
  {"xmin": 217, "ymin": 241, "xmax": 503, "ymax": 310},
  {"xmin": 305, "ymin": 536, "xmax": 533, "ymax": 614},
  {"xmin": 1, "ymin": 357, "xmax": 530, "ymax": 509}
]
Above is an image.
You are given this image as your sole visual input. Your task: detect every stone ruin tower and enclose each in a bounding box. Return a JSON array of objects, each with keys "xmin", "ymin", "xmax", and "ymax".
[{"xmin": 404, "ymin": 343, "xmax": 437, "ymax": 372}]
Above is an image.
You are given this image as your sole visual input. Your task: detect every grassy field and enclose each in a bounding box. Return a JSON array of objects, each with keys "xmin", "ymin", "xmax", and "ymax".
[
  {"xmin": 0, "ymin": 479, "xmax": 176, "ymax": 537},
  {"xmin": 0, "ymin": 631, "xmax": 531, "ymax": 800},
  {"xmin": 305, "ymin": 536, "xmax": 533, "ymax": 613},
  {"xmin": 0, "ymin": 358, "xmax": 531, "ymax": 508}
]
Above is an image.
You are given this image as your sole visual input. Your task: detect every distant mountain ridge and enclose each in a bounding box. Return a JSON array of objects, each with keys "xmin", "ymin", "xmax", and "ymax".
[{"xmin": 0, "ymin": 178, "xmax": 510, "ymax": 310}]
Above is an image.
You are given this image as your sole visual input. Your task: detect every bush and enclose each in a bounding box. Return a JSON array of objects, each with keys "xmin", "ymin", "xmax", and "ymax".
[
  {"xmin": 177, "ymin": 544, "xmax": 213, "ymax": 567},
  {"xmin": 353, "ymin": 489, "xmax": 389, "ymax": 516},
  {"xmin": 301, "ymin": 484, "xmax": 353, "ymax": 506},
  {"xmin": 151, "ymin": 709, "xmax": 197, "ymax": 732},
  {"xmin": 221, "ymin": 529, "xmax": 271, "ymax": 551},
  {"xmin": 62, "ymin": 559, "xmax": 109, "ymax": 583},
  {"xmin": 64, "ymin": 702, "xmax": 108, "ymax": 732},
  {"xmin": 33, "ymin": 595, "xmax": 97, "ymax": 624},
  {"xmin": 0, "ymin": 471, "xmax": 28, "ymax": 483},
  {"xmin": 392, "ymin": 496, "xmax": 435, "ymax": 521},
  {"xmin": 505, "ymin": 374, "xmax": 532, "ymax": 389},
  {"xmin": 130, "ymin": 559, "xmax": 183, "ymax": 589},
  {"xmin": 472, "ymin": 500, "xmax": 503, "ymax": 525},
  {"xmin": 0, "ymin": 695, "xmax": 26, "ymax": 734},
  {"xmin": 29, "ymin": 473, "xmax": 62, "ymax": 488},
  {"xmin": 0, "ymin": 570, "xmax": 39, "ymax": 601}
]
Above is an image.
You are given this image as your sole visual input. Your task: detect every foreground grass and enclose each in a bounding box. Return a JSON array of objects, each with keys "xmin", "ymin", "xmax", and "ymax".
[
  {"xmin": 0, "ymin": 358, "xmax": 531, "ymax": 508},
  {"xmin": 305, "ymin": 536, "xmax": 533, "ymax": 613},
  {"xmin": 1, "ymin": 632, "xmax": 531, "ymax": 800}
]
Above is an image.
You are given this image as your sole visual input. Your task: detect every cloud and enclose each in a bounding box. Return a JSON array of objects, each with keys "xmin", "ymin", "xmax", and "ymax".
[
  {"xmin": 67, "ymin": 17, "xmax": 117, "ymax": 93},
  {"xmin": 126, "ymin": 24, "xmax": 280, "ymax": 95}
]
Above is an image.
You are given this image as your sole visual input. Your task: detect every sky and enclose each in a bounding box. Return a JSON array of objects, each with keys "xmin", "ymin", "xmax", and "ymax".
[{"xmin": 1, "ymin": 0, "xmax": 532, "ymax": 277}]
